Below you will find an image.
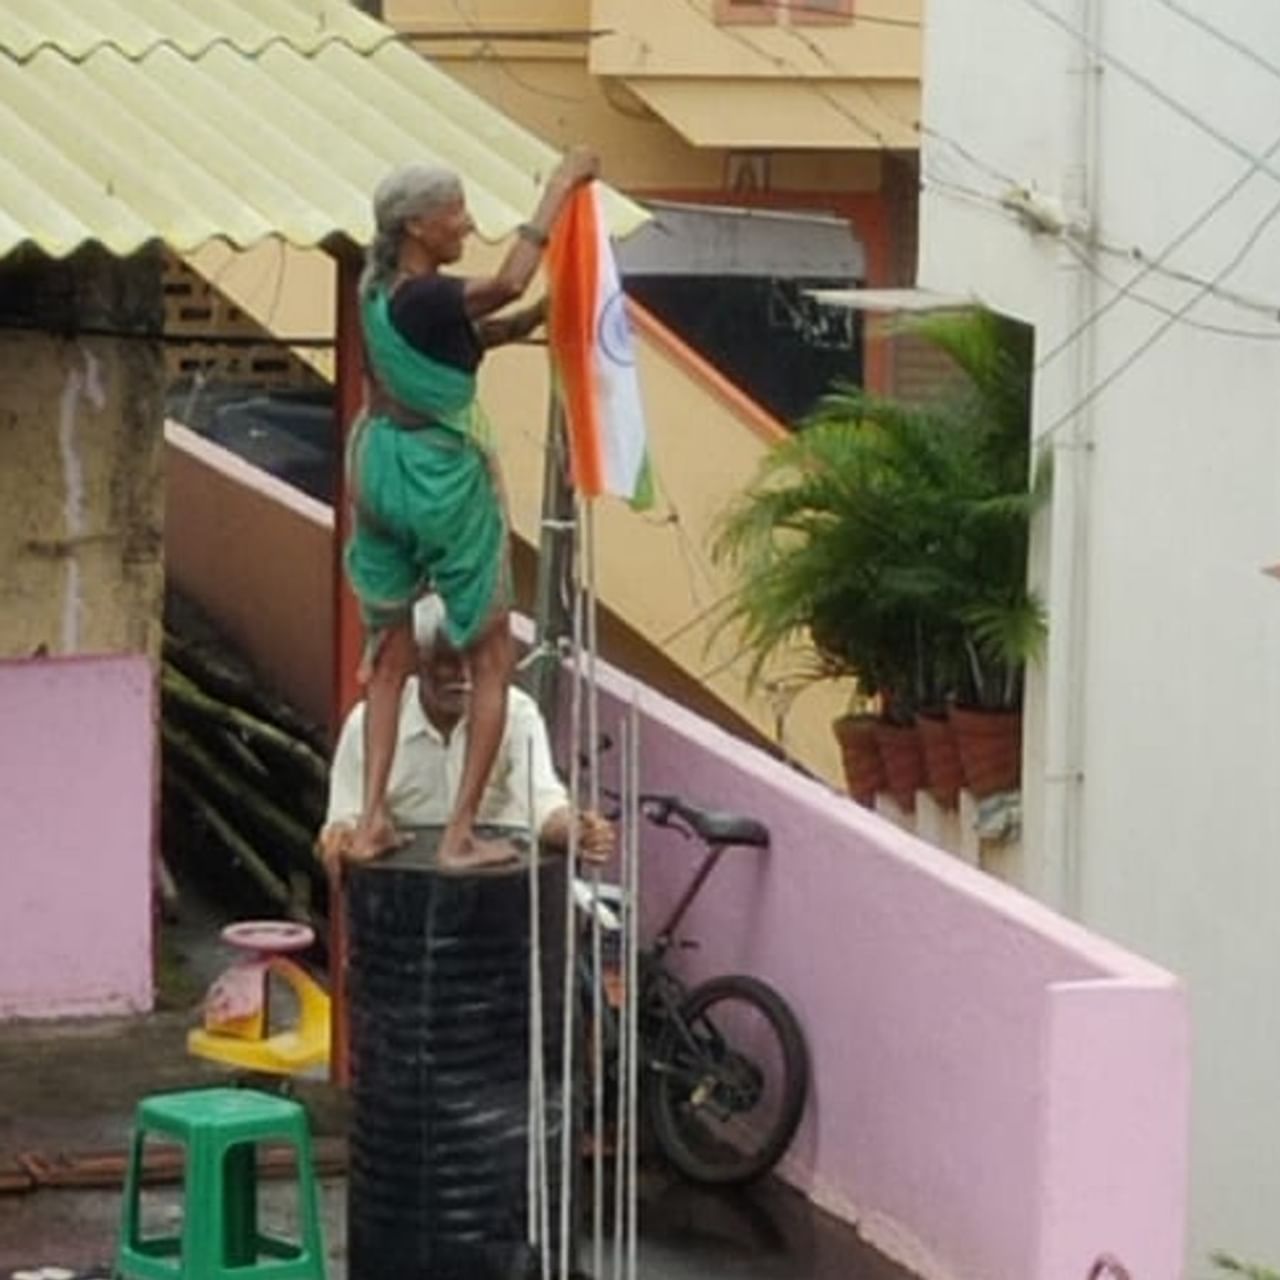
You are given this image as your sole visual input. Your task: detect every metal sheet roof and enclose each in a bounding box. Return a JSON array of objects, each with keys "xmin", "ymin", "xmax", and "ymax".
[{"xmin": 0, "ymin": 0, "xmax": 645, "ymax": 259}]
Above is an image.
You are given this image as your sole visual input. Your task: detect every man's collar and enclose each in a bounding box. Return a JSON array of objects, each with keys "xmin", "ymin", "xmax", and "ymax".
[{"xmin": 401, "ymin": 677, "xmax": 463, "ymax": 744}]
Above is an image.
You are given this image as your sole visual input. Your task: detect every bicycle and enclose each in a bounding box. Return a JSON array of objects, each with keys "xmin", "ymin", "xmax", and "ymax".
[{"xmin": 580, "ymin": 789, "xmax": 810, "ymax": 1187}]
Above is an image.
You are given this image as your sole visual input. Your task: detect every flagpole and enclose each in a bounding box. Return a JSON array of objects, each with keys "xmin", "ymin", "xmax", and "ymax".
[{"xmin": 582, "ymin": 498, "xmax": 608, "ymax": 1280}]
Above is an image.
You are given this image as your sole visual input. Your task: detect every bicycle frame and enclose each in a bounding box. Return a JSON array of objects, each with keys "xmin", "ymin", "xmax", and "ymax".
[{"xmin": 650, "ymin": 843, "xmax": 728, "ymax": 958}]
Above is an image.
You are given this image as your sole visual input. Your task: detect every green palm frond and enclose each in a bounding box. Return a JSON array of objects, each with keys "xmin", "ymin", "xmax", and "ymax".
[
  {"xmin": 1211, "ymin": 1253, "xmax": 1280, "ymax": 1280},
  {"xmin": 711, "ymin": 307, "xmax": 1045, "ymax": 711}
]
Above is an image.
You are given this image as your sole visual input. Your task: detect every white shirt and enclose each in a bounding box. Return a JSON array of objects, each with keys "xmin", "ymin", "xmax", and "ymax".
[{"xmin": 325, "ymin": 681, "xmax": 569, "ymax": 838}]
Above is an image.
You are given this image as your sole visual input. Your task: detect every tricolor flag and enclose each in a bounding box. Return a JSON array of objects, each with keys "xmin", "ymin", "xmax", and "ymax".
[{"xmin": 547, "ymin": 183, "xmax": 652, "ymax": 508}]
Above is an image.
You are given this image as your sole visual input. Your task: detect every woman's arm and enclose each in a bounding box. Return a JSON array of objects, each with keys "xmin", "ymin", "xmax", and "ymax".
[
  {"xmin": 463, "ymin": 147, "xmax": 599, "ymax": 320},
  {"xmin": 475, "ymin": 296, "xmax": 547, "ymax": 350}
]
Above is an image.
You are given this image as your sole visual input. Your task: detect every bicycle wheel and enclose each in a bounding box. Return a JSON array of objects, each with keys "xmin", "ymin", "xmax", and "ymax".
[{"xmin": 646, "ymin": 973, "xmax": 809, "ymax": 1186}]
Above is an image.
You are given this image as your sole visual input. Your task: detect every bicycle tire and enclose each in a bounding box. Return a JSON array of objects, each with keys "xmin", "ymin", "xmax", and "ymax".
[{"xmin": 646, "ymin": 973, "xmax": 809, "ymax": 1186}]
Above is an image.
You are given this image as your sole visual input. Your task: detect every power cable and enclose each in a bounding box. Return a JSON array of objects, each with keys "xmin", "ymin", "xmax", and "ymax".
[
  {"xmin": 921, "ymin": 168, "xmax": 1280, "ymax": 332},
  {"xmin": 1061, "ymin": 239, "xmax": 1280, "ymax": 342},
  {"xmin": 1017, "ymin": 0, "xmax": 1280, "ymax": 195},
  {"xmin": 1147, "ymin": 0, "xmax": 1280, "ymax": 90},
  {"xmin": 1038, "ymin": 186, "xmax": 1280, "ymax": 444}
]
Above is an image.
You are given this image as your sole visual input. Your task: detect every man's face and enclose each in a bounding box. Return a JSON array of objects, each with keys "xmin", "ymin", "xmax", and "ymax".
[{"xmin": 418, "ymin": 639, "xmax": 469, "ymax": 723}]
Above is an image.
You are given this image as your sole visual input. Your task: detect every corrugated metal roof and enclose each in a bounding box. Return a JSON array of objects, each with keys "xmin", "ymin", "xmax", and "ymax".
[{"xmin": 0, "ymin": 0, "xmax": 645, "ymax": 259}]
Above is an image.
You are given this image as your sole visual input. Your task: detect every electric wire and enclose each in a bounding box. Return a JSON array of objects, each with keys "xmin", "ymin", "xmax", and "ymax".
[
  {"xmin": 1016, "ymin": 0, "xmax": 1280, "ymax": 195},
  {"xmin": 1147, "ymin": 0, "xmax": 1280, "ymax": 90},
  {"xmin": 1038, "ymin": 186, "xmax": 1280, "ymax": 444},
  {"xmin": 1062, "ymin": 239, "xmax": 1280, "ymax": 342}
]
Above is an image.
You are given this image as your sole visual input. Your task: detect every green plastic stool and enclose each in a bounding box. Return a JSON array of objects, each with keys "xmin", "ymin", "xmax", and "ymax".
[{"xmin": 115, "ymin": 1087, "xmax": 326, "ymax": 1280}]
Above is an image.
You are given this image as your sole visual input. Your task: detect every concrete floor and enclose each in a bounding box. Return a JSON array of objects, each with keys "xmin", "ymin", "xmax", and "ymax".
[{"xmin": 0, "ymin": 976, "xmax": 910, "ymax": 1280}]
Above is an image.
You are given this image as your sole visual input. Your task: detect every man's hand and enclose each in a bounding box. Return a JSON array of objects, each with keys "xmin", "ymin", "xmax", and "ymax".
[
  {"xmin": 577, "ymin": 810, "xmax": 615, "ymax": 864},
  {"xmin": 317, "ymin": 822, "xmax": 354, "ymax": 876}
]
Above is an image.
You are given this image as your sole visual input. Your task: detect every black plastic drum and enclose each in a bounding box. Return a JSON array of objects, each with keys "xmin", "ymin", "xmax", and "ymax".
[{"xmin": 346, "ymin": 828, "xmax": 569, "ymax": 1280}]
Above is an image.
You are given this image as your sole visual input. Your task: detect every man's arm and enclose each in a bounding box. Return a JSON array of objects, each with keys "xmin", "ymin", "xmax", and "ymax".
[
  {"xmin": 318, "ymin": 707, "xmax": 365, "ymax": 857},
  {"xmin": 511, "ymin": 693, "xmax": 614, "ymax": 861},
  {"xmin": 540, "ymin": 807, "xmax": 615, "ymax": 862}
]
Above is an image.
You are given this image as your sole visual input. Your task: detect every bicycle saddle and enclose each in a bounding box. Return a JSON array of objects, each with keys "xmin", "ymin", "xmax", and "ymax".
[{"xmin": 665, "ymin": 797, "xmax": 771, "ymax": 849}]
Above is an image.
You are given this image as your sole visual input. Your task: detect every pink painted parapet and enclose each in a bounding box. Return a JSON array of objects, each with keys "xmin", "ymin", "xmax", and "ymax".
[
  {"xmin": 579, "ymin": 663, "xmax": 1189, "ymax": 1280},
  {"xmin": 0, "ymin": 656, "xmax": 154, "ymax": 1019}
]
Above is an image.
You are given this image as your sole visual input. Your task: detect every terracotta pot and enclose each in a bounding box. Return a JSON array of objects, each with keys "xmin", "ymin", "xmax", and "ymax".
[
  {"xmin": 948, "ymin": 706, "xmax": 1023, "ymax": 798},
  {"xmin": 873, "ymin": 721, "xmax": 925, "ymax": 812},
  {"xmin": 832, "ymin": 714, "xmax": 885, "ymax": 808},
  {"xmin": 917, "ymin": 712, "xmax": 963, "ymax": 809}
]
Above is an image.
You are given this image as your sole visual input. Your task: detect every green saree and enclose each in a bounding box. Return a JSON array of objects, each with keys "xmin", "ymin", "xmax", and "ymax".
[{"xmin": 344, "ymin": 286, "xmax": 508, "ymax": 652}]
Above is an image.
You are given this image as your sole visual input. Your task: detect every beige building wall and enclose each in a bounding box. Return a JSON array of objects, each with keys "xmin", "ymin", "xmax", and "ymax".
[
  {"xmin": 0, "ymin": 253, "xmax": 165, "ymax": 663},
  {"xmin": 387, "ymin": 0, "xmax": 919, "ymax": 180},
  {"xmin": 177, "ymin": 241, "xmax": 852, "ymax": 782},
  {"xmin": 165, "ymin": 424, "xmax": 335, "ymax": 727},
  {"xmin": 172, "ymin": 0, "xmax": 925, "ymax": 783}
]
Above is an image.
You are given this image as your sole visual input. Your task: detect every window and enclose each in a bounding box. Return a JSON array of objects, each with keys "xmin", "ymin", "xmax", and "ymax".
[
  {"xmin": 789, "ymin": 0, "xmax": 855, "ymax": 23},
  {"xmin": 714, "ymin": 0, "xmax": 777, "ymax": 26}
]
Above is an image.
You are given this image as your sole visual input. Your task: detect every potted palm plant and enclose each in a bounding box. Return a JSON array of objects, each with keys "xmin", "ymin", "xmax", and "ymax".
[{"xmin": 713, "ymin": 307, "xmax": 1046, "ymax": 808}]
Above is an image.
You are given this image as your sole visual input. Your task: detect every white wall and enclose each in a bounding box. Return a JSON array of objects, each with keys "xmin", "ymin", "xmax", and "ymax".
[{"xmin": 920, "ymin": 0, "xmax": 1280, "ymax": 1268}]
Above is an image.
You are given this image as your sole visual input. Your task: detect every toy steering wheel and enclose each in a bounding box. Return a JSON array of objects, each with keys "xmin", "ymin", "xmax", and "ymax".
[{"xmin": 221, "ymin": 920, "xmax": 315, "ymax": 954}]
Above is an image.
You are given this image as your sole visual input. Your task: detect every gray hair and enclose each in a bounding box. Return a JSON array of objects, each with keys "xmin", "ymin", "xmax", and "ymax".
[
  {"xmin": 412, "ymin": 594, "xmax": 451, "ymax": 654},
  {"xmin": 360, "ymin": 164, "xmax": 465, "ymax": 298}
]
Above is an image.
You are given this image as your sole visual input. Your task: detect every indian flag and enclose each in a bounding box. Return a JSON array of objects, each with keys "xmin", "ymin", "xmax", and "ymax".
[{"xmin": 547, "ymin": 183, "xmax": 652, "ymax": 507}]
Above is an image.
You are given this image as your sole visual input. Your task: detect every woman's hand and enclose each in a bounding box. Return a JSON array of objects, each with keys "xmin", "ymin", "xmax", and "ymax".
[{"xmin": 555, "ymin": 146, "xmax": 600, "ymax": 190}]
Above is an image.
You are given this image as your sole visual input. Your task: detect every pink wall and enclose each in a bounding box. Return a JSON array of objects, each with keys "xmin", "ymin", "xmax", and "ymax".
[
  {"xmin": 0, "ymin": 655, "xmax": 155, "ymax": 1019},
  {"xmin": 576, "ymin": 662, "xmax": 1189, "ymax": 1280},
  {"xmin": 164, "ymin": 423, "xmax": 334, "ymax": 729}
]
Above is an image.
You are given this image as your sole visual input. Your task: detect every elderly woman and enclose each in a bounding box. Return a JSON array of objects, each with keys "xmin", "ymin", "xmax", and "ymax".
[{"xmin": 344, "ymin": 147, "xmax": 598, "ymax": 869}]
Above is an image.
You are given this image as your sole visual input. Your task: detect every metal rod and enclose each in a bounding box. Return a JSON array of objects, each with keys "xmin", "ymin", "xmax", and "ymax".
[
  {"xmin": 527, "ymin": 736, "xmax": 551, "ymax": 1278},
  {"xmin": 626, "ymin": 694, "xmax": 642, "ymax": 1280},
  {"xmin": 557, "ymin": 560, "xmax": 586, "ymax": 1280},
  {"xmin": 585, "ymin": 500, "xmax": 606, "ymax": 1280},
  {"xmin": 612, "ymin": 712, "xmax": 631, "ymax": 1280}
]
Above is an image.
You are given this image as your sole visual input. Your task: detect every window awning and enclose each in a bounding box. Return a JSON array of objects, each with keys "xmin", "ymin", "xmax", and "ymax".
[
  {"xmin": 0, "ymin": 0, "xmax": 646, "ymax": 260},
  {"xmin": 808, "ymin": 287, "xmax": 977, "ymax": 312},
  {"xmin": 619, "ymin": 201, "xmax": 865, "ymax": 280},
  {"xmin": 622, "ymin": 78, "xmax": 919, "ymax": 151}
]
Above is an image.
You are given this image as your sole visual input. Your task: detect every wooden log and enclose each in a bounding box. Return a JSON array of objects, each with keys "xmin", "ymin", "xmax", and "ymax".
[
  {"xmin": 163, "ymin": 623, "xmax": 326, "ymax": 754},
  {"xmin": 167, "ymin": 767, "xmax": 313, "ymax": 928},
  {"xmin": 162, "ymin": 661, "xmax": 328, "ymax": 786},
  {"xmin": 162, "ymin": 722, "xmax": 318, "ymax": 875}
]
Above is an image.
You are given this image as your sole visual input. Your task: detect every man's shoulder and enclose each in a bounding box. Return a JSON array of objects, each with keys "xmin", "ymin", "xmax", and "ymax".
[{"xmin": 507, "ymin": 686, "xmax": 544, "ymax": 725}]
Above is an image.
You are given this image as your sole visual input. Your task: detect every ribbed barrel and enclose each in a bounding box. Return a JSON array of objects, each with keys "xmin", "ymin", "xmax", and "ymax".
[{"xmin": 346, "ymin": 828, "xmax": 569, "ymax": 1280}]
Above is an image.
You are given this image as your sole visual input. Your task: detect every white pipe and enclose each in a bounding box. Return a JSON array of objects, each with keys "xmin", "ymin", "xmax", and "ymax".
[{"xmin": 1035, "ymin": 0, "xmax": 1102, "ymax": 915}]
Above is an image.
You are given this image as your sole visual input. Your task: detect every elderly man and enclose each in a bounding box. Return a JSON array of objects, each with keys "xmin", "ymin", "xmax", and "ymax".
[{"xmin": 320, "ymin": 596, "xmax": 611, "ymax": 868}]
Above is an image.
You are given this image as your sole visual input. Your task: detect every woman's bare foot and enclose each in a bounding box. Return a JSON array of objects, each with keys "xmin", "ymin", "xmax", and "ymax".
[
  {"xmin": 436, "ymin": 825, "xmax": 519, "ymax": 872},
  {"xmin": 348, "ymin": 809, "xmax": 405, "ymax": 864}
]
